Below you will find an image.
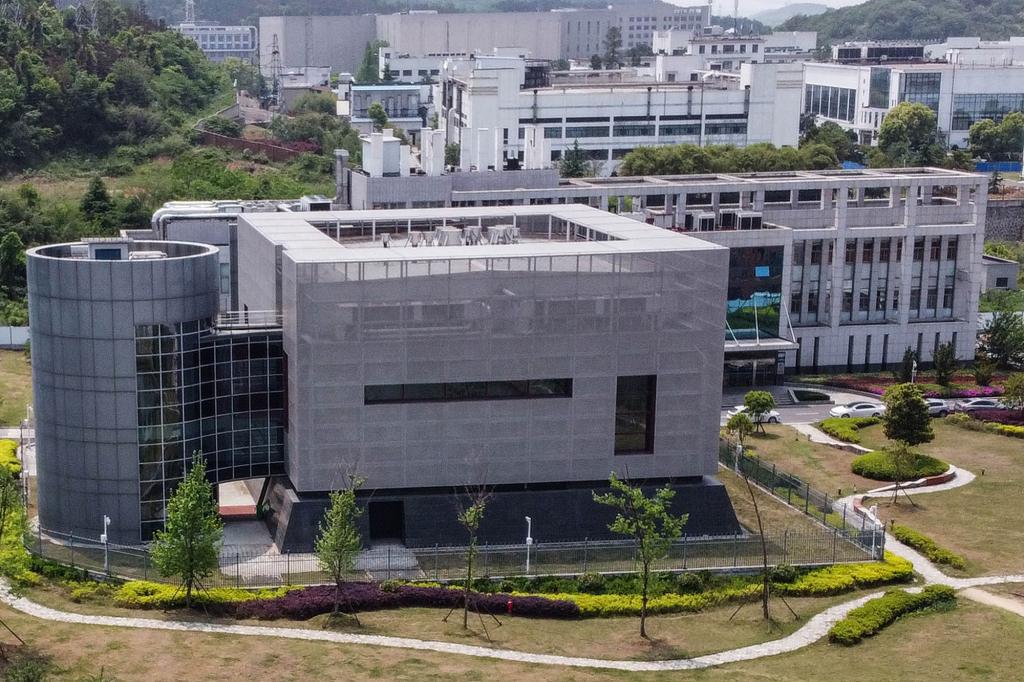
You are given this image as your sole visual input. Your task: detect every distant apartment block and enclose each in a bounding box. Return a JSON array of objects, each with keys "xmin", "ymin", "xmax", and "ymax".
[{"xmin": 176, "ymin": 22, "xmax": 257, "ymax": 63}]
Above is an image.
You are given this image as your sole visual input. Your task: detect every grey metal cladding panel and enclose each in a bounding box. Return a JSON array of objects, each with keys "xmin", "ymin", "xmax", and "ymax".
[
  {"xmin": 131, "ymin": 261, "xmax": 154, "ymax": 300},
  {"xmin": 110, "ymin": 263, "xmax": 134, "ymax": 301}
]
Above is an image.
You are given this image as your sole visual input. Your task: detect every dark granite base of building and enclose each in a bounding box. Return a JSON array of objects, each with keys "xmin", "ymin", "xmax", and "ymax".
[{"xmin": 264, "ymin": 476, "xmax": 742, "ymax": 553}]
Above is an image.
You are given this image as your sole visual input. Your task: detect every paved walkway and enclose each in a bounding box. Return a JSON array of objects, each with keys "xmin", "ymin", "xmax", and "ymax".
[{"xmin": 791, "ymin": 423, "xmax": 873, "ymax": 452}]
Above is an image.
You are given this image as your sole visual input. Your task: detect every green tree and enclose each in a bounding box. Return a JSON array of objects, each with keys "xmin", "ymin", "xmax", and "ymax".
[
  {"xmin": 931, "ymin": 341, "xmax": 957, "ymax": 388},
  {"xmin": 894, "ymin": 347, "xmax": 917, "ymax": 382},
  {"xmin": 201, "ymin": 116, "xmax": 242, "ymax": 137},
  {"xmin": 974, "ymin": 359, "xmax": 996, "ymax": 386},
  {"xmin": 882, "ymin": 383, "xmax": 934, "ymax": 446},
  {"xmin": 590, "ymin": 54, "xmax": 603, "ymax": 70},
  {"xmin": 80, "ymin": 177, "xmax": 113, "ymax": 226},
  {"xmin": 444, "ymin": 142, "xmax": 460, "ymax": 167},
  {"xmin": 559, "ymin": 140, "xmax": 589, "ymax": 178},
  {"xmin": 743, "ymin": 390, "xmax": 776, "ymax": 433},
  {"xmin": 603, "ymin": 27, "xmax": 622, "ymax": 68},
  {"xmin": 355, "ymin": 40, "xmax": 388, "ymax": 84},
  {"xmin": 980, "ymin": 311, "xmax": 1024, "ymax": 369},
  {"xmin": 593, "ymin": 474, "xmax": 687, "ymax": 638},
  {"xmin": 1003, "ymin": 373, "xmax": 1024, "ymax": 412},
  {"xmin": 877, "ymin": 102, "xmax": 944, "ymax": 167},
  {"xmin": 150, "ymin": 454, "xmax": 222, "ymax": 608},
  {"xmin": 315, "ymin": 478, "xmax": 365, "ymax": 620},
  {"xmin": 367, "ymin": 102, "xmax": 389, "ymax": 132},
  {"xmin": 455, "ymin": 488, "xmax": 489, "ymax": 629},
  {"xmin": 725, "ymin": 412, "xmax": 754, "ymax": 451},
  {"xmin": 0, "ymin": 232, "xmax": 26, "ymax": 290},
  {"xmin": 969, "ymin": 112, "xmax": 1024, "ymax": 160},
  {"xmin": 990, "ymin": 171, "xmax": 1004, "ymax": 195},
  {"xmin": 801, "ymin": 121, "xmax": 861, "ymax": 163}
]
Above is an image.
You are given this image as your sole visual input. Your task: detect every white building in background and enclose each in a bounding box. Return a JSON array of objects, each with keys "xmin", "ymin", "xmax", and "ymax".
[
  {"xmin": 803, "ymin": 61, "xmax": 1024, "ymax": 148},
  {"xmin": 652, "ymin": 28, "xmax": 817, "ymax": 76},
  {"xmin": 177, "ymin": 22, "xmax": 257, "ymax": 63},
  {"xmin": 438, "ymin": 55, "xmax": 802, "ymax": 174},
  {"xmin": 926, "ymin": 37, "xmax": 1024, "ymax": 66},
  {"xmin": 342, "ymin": 84, "xmax": 427, "ymax": 142}
]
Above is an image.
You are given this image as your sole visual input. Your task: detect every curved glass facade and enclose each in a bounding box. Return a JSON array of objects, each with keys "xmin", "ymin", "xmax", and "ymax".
[{"xmin": 136, "ymin": 320, "xmax": 286, "ymax": 539}]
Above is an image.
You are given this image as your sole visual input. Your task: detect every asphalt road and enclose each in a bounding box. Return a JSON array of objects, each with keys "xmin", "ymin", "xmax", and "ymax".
[{"xmin": 720, "ymin": 402, "xmax": 834, "ymax": 427}]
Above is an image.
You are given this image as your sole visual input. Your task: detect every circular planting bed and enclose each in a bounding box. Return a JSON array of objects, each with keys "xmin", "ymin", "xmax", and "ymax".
[{"xmin": 850, "ymin": 450, "xmax": 948, "ymax": 482}]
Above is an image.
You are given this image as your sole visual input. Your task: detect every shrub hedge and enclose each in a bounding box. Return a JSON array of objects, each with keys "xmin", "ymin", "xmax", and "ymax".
[
  {"xmin": 113, "ymin": 581, "xmax": 289, "ymax": 610},
  {"xmin": 971, "ymin": 409, "xmax": 1024, "ymax": 426},
  {"xmin": 236, "ymin": 583, "xmax": 580, "ymax": 620},
  {"xmin": 774, "ymin": 553, "xmax": 913, "ymax": 597},
  {"xmin": 0, "ymin": 439, "xmax": 21, "ymax": 476},
  {"xmin": 818, "ymin": 417, "xmax": 880, "ymax": 444},
  {"xmin": 828, "ymin": 585, "xmax": 956, "ymax": 645},
  {"xmin": 891, "ymin": 524, "xmax": 967, "ymax": 570},
  {"xmin": 851, "ymin": 450, "xmax": 948, "ymax": 481},
  {"xmin": 945, "ymin": 412, "xmax": 1024, "ymax": 440}
]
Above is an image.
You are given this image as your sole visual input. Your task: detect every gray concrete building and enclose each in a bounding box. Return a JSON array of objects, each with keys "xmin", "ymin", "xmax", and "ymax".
[
  {"xmin": 343, "ymin": 166, "xmax": 989, "ymax": 379},
  {"xmin": 982, "ymin": 253, "xmax": 1020, "ymax": 292},
  {"xmin": 31, "ymin": 207, "xmax": 739, "ymax": 549}
]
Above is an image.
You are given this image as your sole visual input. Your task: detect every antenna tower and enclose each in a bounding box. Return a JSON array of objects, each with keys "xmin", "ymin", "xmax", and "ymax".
[
  {"xmin": 184, "ymin": 0, "xmax": 195, "ymax": 23},
  {"xmin": 304, "ymin": 0, "xmax": 313, "ymax": 69},
  {"xmin": 270, "ymin": 33, "xmax": 283, "ymax": 106}
]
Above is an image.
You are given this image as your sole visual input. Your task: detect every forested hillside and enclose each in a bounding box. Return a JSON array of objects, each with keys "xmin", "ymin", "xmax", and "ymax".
[
  {"xmin": 0, "ymin": 0, "xmax": 225, "ymax": 172},
  {"xmin": 781, "ymin": 0, "xmax": 1024, "ymax": 43}
]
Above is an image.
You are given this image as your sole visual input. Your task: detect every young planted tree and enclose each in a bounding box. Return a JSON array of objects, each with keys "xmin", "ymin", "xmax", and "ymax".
[
  {"xmin": 882, "ymin": 383, "xmax": 934, "ymax": 446},
  {"xmin": 444, "ymin": 143, "xmax": 460, "ymax": 167},
  {"xmin": 602, "ymin": 26, "xmax": 622, "ymax": 69},
  {"xmin": 593, "ymin": 474, "xmax": 687, "ymax": 638},
  {"xmin": 590, "ymin": 54, "xmax": 603, "ymax": 70},
  {"xmin": 367, "ymin": 102, "xmax": 389, "ymax": 132},
  {"xmin": 315, "ymin": 477, "xmax": 365, "ymax": 622},
  {"xmin": 150, "ymin": 454, "xmax": 222, "ymax": 608},
  {"xmin": 454, "ymin": 487, "xmax": 490, "ymax": 630},
  {"xmin": 725, "ymin": 412, "xmax": 754, "ymax": 452},
  {"xmin": 743, "ymin": 390, "xmax": 776, "ymax": 434},
  {"xmin": 887, "ymin": 440, "xmax": 919, "ymax": 506},
  {"xmin": 980, "ymin": 312, "xmax": 1024, "ymax": 369},
  {"xmin": 931, "ymin": 341, "xmax": 957, "ymax": 388}
]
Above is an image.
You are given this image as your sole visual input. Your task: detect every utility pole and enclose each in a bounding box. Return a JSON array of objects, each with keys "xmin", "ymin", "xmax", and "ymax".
[{"xmin": 184, "ymin": 0, "xmax": 195, "ymax": 24}]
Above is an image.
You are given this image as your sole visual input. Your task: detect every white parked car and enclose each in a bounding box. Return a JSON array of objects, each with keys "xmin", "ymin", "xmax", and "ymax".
[
  {"xmin": 924, "ymin": 398, "xmax": 950, "ymax": 417},
  {"xmin": 953, "ymin": 397, "xmax": 1006, "ymax": 413},
  {"xmin": 726, "ymin": 405, "xmax": 781, "ymax": 424},
  {"xmin": 829, "ymin": 401, "xmax": 886, "ymax": 419}
]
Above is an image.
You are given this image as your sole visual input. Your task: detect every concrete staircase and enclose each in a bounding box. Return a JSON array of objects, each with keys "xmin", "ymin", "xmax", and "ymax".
[{"xmin": 721, "ymin": 385, "xmax": 794, "ymax": 409}]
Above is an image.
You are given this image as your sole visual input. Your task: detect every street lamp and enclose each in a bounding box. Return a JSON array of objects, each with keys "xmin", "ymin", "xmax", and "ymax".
[
  {"xmin": 525, "ymin": 516, "xmax": 533, "ymax": 574},
  {"xmin": 911, "ymin": 359, "xmax": 918, "ymax": 384},
  {"xmin": 101, "ymin": 515, "xmax": 111, "ymax": 575}
]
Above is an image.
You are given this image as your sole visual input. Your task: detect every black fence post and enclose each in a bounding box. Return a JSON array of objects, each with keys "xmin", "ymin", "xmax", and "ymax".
[
  {"xmin": 787, "ymin": 484, "xmax": 792, "ymax": 506},
  {"xmin": 682, "ymin": 533, "xmax": 687, "ymax": 570},
  {"xmin": 783, "ymin": 530, "xmax": 788, "ymax": 564},
  {"xmin": 70, "ymin": 532, "xmax": 75, "ymax": 568},
  {"xmin": 387, "ymin": 546, "xmax": 392, "ymax": 581},
  {"xmin": 732, "ymin": 532, "xmax": 739, "ymax": 567},
  {"xmin": 235, "ymin": 553, "xmax": 240, "ymax": 588},
  {"xmin": 144, "ymin": 553, "xmax": 149, "ymax": 581},
  {"xmin": 37, "ymin": 525, "xmax": 42, "ymax": 557},
  {"xmin": 823, "ymin": 493, "xmax": 830, "ymax": 524},
  {"xmin": 286, "ymin": 550, "xmax": 291, "ymax": 585},
  {"xmin": 434, "ymin": 544, "xmax": 439, "ymax": 580},
  {"xmin": 832, "ymin": 528, "xmax": 838, "ymax": 564},
  {"xmin": 804, "ymin": 483, "xmax": 811, "ymax": 514},
  {"xmin": 582, "ymin": 538, "xmax": 589, "ymax": 574}
]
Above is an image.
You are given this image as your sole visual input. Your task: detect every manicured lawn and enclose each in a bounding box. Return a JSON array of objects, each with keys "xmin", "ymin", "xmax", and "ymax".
[
  {"xmin": 1, "ymin": 598, "xmax": 1021, "ymax": 680},
  {"xmin": 741, "ymin": 424, "xmax": 878, "ymax": 497},
  {"xmin": 0, "ymin": 349, "xmax": 32, "ymax": 426},
  {"xmin": 860, "ymin": 422, "xmax": 1024, "ymax": 576},
  {"xmin": 718, "ymin": 464, "xmax": 837, "ymax": 535}
]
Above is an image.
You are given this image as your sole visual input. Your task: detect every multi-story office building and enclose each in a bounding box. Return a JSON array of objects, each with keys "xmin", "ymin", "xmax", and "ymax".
[
  {"xmin": 438, "ymin": 56, "xmax": 802, "ymax": 174},
  {"xmin": 652, "ymin": 28, "xmax": 816, "ymax": 78},
  {"xmin": 176, "ymin": 22, "xmax": 257, "ymax": 63},
  {"xmin": 30, "ymin": 206, "xmax": 739, "ymax": 549},
  {"xmin": 804, "ymin": 58, "xmax": 1024, "ymax": 147}
]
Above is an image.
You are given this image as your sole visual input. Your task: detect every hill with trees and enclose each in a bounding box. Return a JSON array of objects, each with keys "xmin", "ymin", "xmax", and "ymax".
[
  {"xmin": 781, "ymin": 0, "xmax": 1024, "ymax": 43},
  {"xmin": 752, "ymin": 3, "xmax": 829, "ymax": 28}
]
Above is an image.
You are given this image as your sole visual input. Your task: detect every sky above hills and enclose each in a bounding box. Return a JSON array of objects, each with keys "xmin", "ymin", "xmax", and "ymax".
[{"xmin": 696, "ymin": 0, "xmax": 865, "ymax": 15}]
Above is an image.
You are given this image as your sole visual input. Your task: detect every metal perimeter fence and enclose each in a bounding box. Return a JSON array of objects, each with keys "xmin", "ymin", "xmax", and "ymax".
[{"xmin": 718, "ymin": 438, "xmax": 885, "ymax": 559}]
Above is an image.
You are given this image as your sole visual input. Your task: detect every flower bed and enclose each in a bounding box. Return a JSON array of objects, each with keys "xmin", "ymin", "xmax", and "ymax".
[
  {"xmin": 970, "ymin": 409, "xmax": 1024, "ymax": 426},
  {"xmin": 236, "ymin": 583, "xmax": 580, "ymax": 620},
  {"xmin": 946, "ymin": 413, "xmax": 1024, "ymax": 440},
  {"xmin": 801, "ymin": 372, "xmax": 1008, "ymax": 399}
]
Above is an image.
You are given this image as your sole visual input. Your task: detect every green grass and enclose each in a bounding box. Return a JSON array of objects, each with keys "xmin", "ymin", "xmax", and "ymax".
[{"xmin": 0, "ymin": 349, "xmax": 32, "ymax": 426}]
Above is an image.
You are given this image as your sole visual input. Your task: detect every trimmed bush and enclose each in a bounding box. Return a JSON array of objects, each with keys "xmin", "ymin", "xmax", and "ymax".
[
  {"xmin": 971, "ymin": 409, "xmax": 1024, "ymax": 426},
  {"xmin": 776, "ymin": 553, "xmax": 914, "ymax": 597},
  {"xmin": 538, "ymin": 585, "xmax": 761, "ymax": 617},
  {"xmin": 945, "ymin": 412, "xmax": 1024, "ymax": 439},
  {"xmin": 851, "ymin": 450, "xmax": 948, "ymax": 481},
  {"xmin": 819, "ymin": 417, "xmax": 880, "ymax": 444},
  {"xmin": 891, "ymin": 524, "xmax": 967, "ymax": 570},
  {"xmin": 237, "ymin": 583, "xmax": 580, "ymax": 620},
  {"xmin": 828, "ymin": 585, "xmax": 956, "ymax": 645},
  {"xmin": 114, "ymin": 581, "xmax": 288, "ymax": 610},
  {"xmin": 0, "ymin": 439, "xmax": 21, "ymax": 476},
  {"xmin": 769, "ymin": 564, "xmax": 798, "ymax": 584}
]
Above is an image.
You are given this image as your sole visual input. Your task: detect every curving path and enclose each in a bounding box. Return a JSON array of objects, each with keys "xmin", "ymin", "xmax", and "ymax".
[{"xmin": 0, "ymin": 460, "xmax": 1019, "ymax": 671}]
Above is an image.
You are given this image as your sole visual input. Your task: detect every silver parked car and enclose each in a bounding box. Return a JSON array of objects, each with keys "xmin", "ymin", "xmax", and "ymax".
[
  {"xmin": 924, "ymin": 398, "xmax": 950, "ymax": 417},
  {"xmin": 726, "ymin": 405, "xmax": 781, "ymax": 424},
  {"xmin": 952, "ymin": 397, "xmax": 1006, "ymax": 413},
  {"xmin": 828, "ymin": 401, "xmax": 886, "ymax": 419}
]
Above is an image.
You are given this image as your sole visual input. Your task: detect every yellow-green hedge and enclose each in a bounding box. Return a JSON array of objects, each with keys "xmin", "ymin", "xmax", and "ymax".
[
  {"xmin": 113, "ymin": 580, "xmax": 289, "ymax": 609},
  {"xmin": 0, "ymin": 439, "xmax": 20, "ymax": 476},
  {"xmin": 520, "ymin": 554, "xmax": 913, "ymax": 617},
  {"xmin": 891, "ymin": 524, "xmax": 967, "ymax": 570},
  {"xmin": 828, "ymin": 585, "xmax": 955, "ymax": 645}
]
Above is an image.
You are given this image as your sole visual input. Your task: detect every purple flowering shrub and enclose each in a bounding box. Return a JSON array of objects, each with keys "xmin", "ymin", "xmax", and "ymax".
[
  {"xmin": 971, "ymin": 409, "xmax": 1024, "ymax": 426},
  {"xmin": 236, "ymin": 583, "xmax": 580, "ymax": 620},
  {"xmin": 805, "ymin": 372, "xmax": 1008, "ymax": 398}
]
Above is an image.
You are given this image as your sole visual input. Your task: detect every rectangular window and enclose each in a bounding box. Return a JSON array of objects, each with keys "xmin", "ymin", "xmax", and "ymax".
[
  {"xmin": 862, "ymin": 239, "xmax": 874, "ymax": 263},
  {"xmin": 926, "ymin": 288, "xmax": 938, "ymax": 308},
  {"xmin": 564, "ymin": 126, "xmax": 609, "ymax": 138},
  {"xmin": 845, "ymin": 240, "xmax": 857, "ymax": 264},
  {"xmin": 930, "ymin": 238, "xmax": 942, "ymax": 261},
  {"xmin": 613, "ymin": 124, "xmax": 655, "ymax": 137},
  {"xmin": 946, "ymin": 238, "xmax": 958, "ymax": 261},
  {"xmin": 615, "ymin": 375, "xmax": 656, "ymax": 454},
  {"xmin": 810, "ymin": 241, "xmax": 822, "ymax": 264},
  {"xmin": 879, "ymin": 239, "xmax": 891, "ymax": 262},
  {"xmin": 913, "ymin": 238, "xmax": 925, "ymax": 261},
  {"xmin": 364, "ymin": 378, "xmax": 573, "ymax": 404}
]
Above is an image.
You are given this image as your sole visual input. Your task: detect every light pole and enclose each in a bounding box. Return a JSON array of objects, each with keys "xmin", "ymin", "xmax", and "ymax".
[
  {"xmin": 524, "ymin": 516, "xmax": 533, "ymax": 574},
  {"xmin": 911, "ymin": 359, "xmax": 918, "ymax": 384},
  {"xmin": 18, "ymin": 418, "xmax": 29, "ymax": 506},
  {"xmin": 101, "ymin": 515, "xmax": 111, "ymax": 575}
]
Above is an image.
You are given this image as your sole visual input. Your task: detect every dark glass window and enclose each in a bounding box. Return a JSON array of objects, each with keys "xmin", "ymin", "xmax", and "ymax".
[
  {"xmin": 365, "ymin": 378, "xmax": 573, "ymax": 404},
  {"xmin": 615, "ymin": 375, "xmax": 656, "ymax": 454}
]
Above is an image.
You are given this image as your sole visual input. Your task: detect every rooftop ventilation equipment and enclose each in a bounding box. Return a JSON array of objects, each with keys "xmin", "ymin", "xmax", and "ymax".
[
  {"xmin": 128, "ymin": 251, "xmax": 168, "ymax": 260},
  {"xmin": 408, "ymin": 231, "xmax": 426, "ymax": 247},
  {"xmin": 487, "ymin": 225, "xmax": 512, "ymax": 244},
  {"xmin": 464, "ymin": 225, "xmax": 483, "ymax": 245},
  {"xmin": 69, "ymin": 244, "xmax": 89, "ymax": 259},
  {"xmin": 436, "ymin": 226, "xmax": 463, "ymax": 246},
  {"xmin": 381, "ymin": 233, "xmax": 391, "ymax": 248},
  {"xmin": 737, "ymin": 211, "xmax": 763, "ymax": 230}
]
